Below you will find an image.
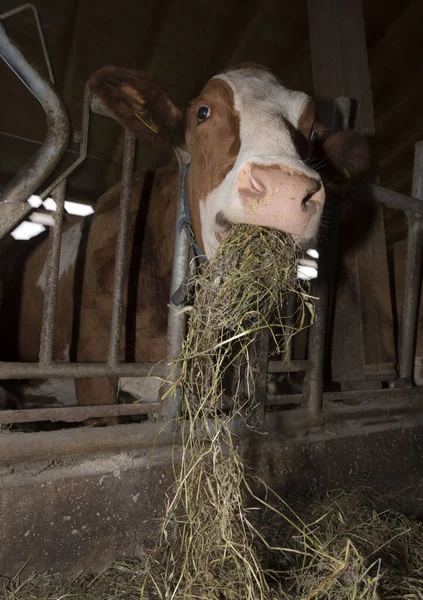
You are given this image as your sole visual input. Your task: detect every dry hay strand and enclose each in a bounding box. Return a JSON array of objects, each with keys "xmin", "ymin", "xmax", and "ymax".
[{"xmin": 143, "ymin": 224, "xmax": 313, "ymax": 599}]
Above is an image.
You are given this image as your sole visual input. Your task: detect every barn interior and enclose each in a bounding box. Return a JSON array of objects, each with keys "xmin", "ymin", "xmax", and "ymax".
[{"xmin": 1, "ymin": 0, "xmax": 423, "ymax": 585}]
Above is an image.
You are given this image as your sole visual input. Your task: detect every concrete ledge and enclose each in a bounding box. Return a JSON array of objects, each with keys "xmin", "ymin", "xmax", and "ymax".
[
  {"xmin": 0, "ymin": 421, "xmax": 177, "ymax": 466},
  {"xmin": 0, "ymin": 416, "xmax": 422, "ymax": 578}
]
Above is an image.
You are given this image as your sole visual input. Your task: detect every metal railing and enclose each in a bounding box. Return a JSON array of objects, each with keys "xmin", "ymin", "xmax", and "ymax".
[
  {"xmin": 0, "ymin": 17, "xmax": 176, "ymax": 426},
  {"xmin": 1, "ymin": 12, "xmax": 423, "ymax": 437}
]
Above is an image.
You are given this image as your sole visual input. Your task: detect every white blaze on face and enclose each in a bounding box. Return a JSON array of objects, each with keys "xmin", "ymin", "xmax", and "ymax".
[{"xmin": 199, "ymin": 68, "xmax": 324, "ymax": 258}]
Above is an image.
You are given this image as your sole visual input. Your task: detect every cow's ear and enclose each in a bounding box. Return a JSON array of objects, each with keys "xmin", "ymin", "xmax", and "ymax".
[
  {"xmin": 322, "ymin": 130, "xmax": 371, "ymax": 180},
  {"xmin": 89, "ymin": 66, "xmax": 185, "ymax": 146}
]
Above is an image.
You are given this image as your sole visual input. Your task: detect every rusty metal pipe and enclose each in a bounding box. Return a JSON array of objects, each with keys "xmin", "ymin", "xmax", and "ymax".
[
  {"xmin": 0, "ymin": 402, "xmax": 161, "ymax": 425},
  {"xmin": 357, "ymin": 183, "xmax": 423, "ymax": 214},
  {"xmin": 39, "ymin": 84, "xmax": 90, "ymax": 200},
  {"xmin": 0, "ymin": 22, "xmax": 69, "ymax": 205},
  {"xmin": 265, "ymin": 391, "xmax": 423, "ymax": 432},
  {"xmin": 2, "ymin": 394, "xmax": 423, "ymax": 466},
  {"xmin": 0, "ymin": 362, "xmax": 168, "ymax": 378},
  {"xmin": 165, "ymin": 150, "xmax": 192, "ymax": 422},
  {"xmin": 302, "ymin": 272, "xmax": 329, "ymax": 424},
  {"xmin": 267, "ymin": 385, "xmax": 423, "ymax": 407},
  {"xmin": 398, "ymin": 141, "xmax": 423, "ymax": 383},
  {"xmin": 301, "ymin": 98, "xmax": 348, "ymax": 424},
  {"xmin": 38, "ymin": 180, "xmax": 66, "ymax": 364},
  {"xmin": 108, "ymin": 131, "xmax": 136, "ymax": 365}
]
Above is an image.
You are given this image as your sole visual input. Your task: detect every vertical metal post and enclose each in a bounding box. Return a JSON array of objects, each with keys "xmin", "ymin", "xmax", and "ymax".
[
  {"xmin": 165, "ymin": 149, "xmax": 192, "ymax": 422},
  {"xmin": 283, "ymin": 293, "xmax": 297, "ymax": 364},
  {"xmin": 108, "ymin": 131, "xmax": 136, "ymax": 365},
  {"xmin": 38, "ymin": 179, "xmax": 66, "ymax": 365},
  {"xmin": 302, "ymin": 220, "xmax": 337, "ymax": 424},
  {"xmin": 398, "ymin": 141, "xmax": 423, "ymax": 384},
  {"xmin": 301, "ymin": 96, "xmax": 351, "ymax": 424}
]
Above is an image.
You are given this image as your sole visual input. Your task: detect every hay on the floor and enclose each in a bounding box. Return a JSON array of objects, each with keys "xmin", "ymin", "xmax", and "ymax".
[
  {"xmin": 254, "ymin": 488, "xmax": 423, "ymax": 599},
  {"xmin": 5, "ymin": 490, "xmax": 423, "ymax": 599}
]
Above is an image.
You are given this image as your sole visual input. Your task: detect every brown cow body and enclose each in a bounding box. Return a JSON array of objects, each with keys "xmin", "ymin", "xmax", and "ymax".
[
  {"xmin": 0, "ymin": 64, "xmax": 369, "ymax": 414},
  {"xmin": 1, "ymin": 166, "xmax": 177, "ymax": 409}
]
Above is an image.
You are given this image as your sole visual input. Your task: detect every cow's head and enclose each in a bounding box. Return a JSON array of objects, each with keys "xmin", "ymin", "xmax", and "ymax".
[{"xmin": 90, "ymin": 64, "xmax": 370, "ymax": 257}]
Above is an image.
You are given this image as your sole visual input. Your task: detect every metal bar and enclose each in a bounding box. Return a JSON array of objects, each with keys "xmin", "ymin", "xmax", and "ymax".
[
  {"xmin": 39, "ymin": 84, "xmax": 90, "ymax": 201},
  {"xmin": 165, "ymin": 149, "xmax": 192, "ymax": 421},
  {"xmin": 0, "ymin": 202, "xmax": 32, "ymax": 238},
  {"xmin": 0, "ymin": 362, "xmax": 168, "ymax": 379},
  {"xmin": 2, "ymin": 397, "xmax": 423, "ymax": 467},
  {"xmin": 108, "ymin": 131, "xmax": 136, "ymax": 365},
  {"xmin": 267, "ymin": 385, "xmax": 423, "ymax": 407},
  {"xmin": 0, "ymin": 402, "xmax": 162, "ymax": 425},
  {"xmin": 265, "ymin": 393, "xmax": 423, "ymax": 432},
  {"xmin": 398, "ymin": 141, "xmax": 423, "ymax": 383},
  {"xmin": 359, "ymin": 183, "xmax": 423, "ymax": 214},
  {"xmin": 282, "ymin": 292, "xmax": 297, "ymax": 363},
  {"xmin": 301, "ymin": 275, "xmax": 328, "ymax": 423},
  {"xmin": 0, "ymin": 3, "xmax": 55, "ymax": 84},
  {"xmin": 0, "ymin": 22, "xmax": 69, "ymax": 205},
  {"xmin": 38, "ymin": 180, "xmax": 66, "ymax": 364},
  {"xmin": 300, "ymin": 100, "xmax": 346, "ymax": 423}
]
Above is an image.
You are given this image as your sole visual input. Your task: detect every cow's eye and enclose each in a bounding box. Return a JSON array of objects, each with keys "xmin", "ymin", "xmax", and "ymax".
[{"xmin": 197, "ymin": 105, "xmax": 211, "ymax": 123}]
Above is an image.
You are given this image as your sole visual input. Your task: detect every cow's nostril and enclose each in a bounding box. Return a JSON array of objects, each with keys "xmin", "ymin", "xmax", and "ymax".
[
  {"xmin": 250, "ymin": 175, "xmax": 266, "ymax": 194},
  {"xmin": 302, "ymin": 181, "xmax": 322, "ymax": 207},
  {"xmin": 302, "ymin": 191, "xmax": 315, "ymax": 207}
]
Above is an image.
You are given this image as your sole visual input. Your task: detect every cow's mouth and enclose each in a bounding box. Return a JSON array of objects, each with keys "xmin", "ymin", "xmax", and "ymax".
[
  {"xmin": 214, "ymin": 208, "xmax": 322, "ymax": 251},
  {"xmin": 215, "ymin": 231, "xmax": 228, "ymax": 243}
]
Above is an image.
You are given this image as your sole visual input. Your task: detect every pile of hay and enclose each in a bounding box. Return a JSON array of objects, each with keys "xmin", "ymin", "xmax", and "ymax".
[
  {"xmin": 5, "ymin": 490, "xmax": 423, "ymax": 599},
  {"xmin": 256, "ymin": 488, "xmax": 423, "ymax": 599}
]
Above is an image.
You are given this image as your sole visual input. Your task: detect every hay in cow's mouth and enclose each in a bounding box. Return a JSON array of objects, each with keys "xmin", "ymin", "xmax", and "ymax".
[{"xmin": 142, "ymin": 223, "xmax": 315, "ymax": 599}]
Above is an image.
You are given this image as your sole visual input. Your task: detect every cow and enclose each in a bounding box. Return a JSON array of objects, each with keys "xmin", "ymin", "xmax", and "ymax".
[{"xmin": 0, "ymin": 63, "xmax": 370, "ymax": 422}]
